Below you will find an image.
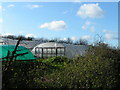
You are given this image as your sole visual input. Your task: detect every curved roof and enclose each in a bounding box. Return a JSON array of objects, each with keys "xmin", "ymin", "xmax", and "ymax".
[
  {"xmin": 31, "ymin": 42, "xmax": 89, "ymax": 59},
  {"xmin": 35, "ymin": 42, "xmax": 65, "ymax": 48},
  {"xmin": 0, "ymin": 38, "xmax": 5, "ymax": 42},
  {"xmin": 0, "ymin": 38, "xmax": 42, "ymax": 49}
]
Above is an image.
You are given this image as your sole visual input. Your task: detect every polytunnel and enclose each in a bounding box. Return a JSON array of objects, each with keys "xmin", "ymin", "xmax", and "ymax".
[
  {"xmin": 32, "ymin": 42, "xmax": 65, "ymax": 58},
  {"xmin": 0, "ymin": 38, "xmax": 6, "ymax": 45},
  {"xmin": 32, "ymin": 42, "xmax": 89, "ymax": 59}
]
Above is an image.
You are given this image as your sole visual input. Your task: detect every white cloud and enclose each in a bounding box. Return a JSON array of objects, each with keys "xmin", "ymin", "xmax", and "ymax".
[
  {"xmin": 39, "ymin": 20, "xmax": 67, "ymax": 31},
  {"xmin": 81, "ymin": 21, "xmax": 96, "ymax": 32},
  {"xmin": 8, "ymin": 4, "xmax": 15, "ymax": 8},
  {"xmin": 0, "ymin": 18, "xmax": 3, "ymax": 23},
  {"xmin": 0, "ymin": 5, "xmax": 2, "ymax": 12},
  {"xmin": 101, "ymin": 29, "xmax": 118, "ymax": 40},
  {"xmin": 80, "ymin": 35, "xmax": 91, "ymax": 40},
  {"xmin": 2, "ymin": 33, "xmax": 14, "ymax": 36},
  {"xmin": 77, "ymin": 3, "xmax": 104, "ymax": 18},
  {"xmin": 62, "ymin": 38, "xmax": 67, "ymax": 41},
  {"xmin": 72, "ymin": 0, "xmax": 82, "ymax": 3},
  {"xmin": 81, "ymin": 21, "xmax": 92, "ymax": 30},
  {"xmin": 102, "ymin": 29, "xmax": 117, "ymax": 34},
  {"xmin": 19, "ymin": 31, "xmax": 23, "ymax": 34},
  {"xmin": 102, "ymin": 29, "xmax": 118, "ymax": 35},
  {"xmin": 63, "ymin": 10, "xmax": 69, "ymax": 14},
  {"xmin": 26, "ymin": 4, "xmax": 43, "ymax": 9},
  {"xmin": 0, "ymin": 5, "xmax": 2, "ymax": 11},
  {"xmin": 60, "ymin": 37, "xmax": 78, "ymax": 41},
  {"xmin": 71, "ymin": 36, "xmax": 78, "ymax": 41},
  {"xmin": 90, "ymin": 26, "xmax": 95, "ymax": 33},
  {"xmin": 60, "ymin": 37, "xmax": 67, "ymax": 41},
  {"xmin": 85, "ymin": 21, "xmax": 91, "ymax": 25},
  {"xmin": 102, "ymin": 29, "xmax": 110, "ymax": 33},
  {"xmin": 104, "ymin": 33, "xmax": 114, "ymax": 40},
  {"xmin": 25, "ymin": 34, "xmax": 36, "ymax": 38},
  {"xmin": 81, "ymin": 25, "xmax": 86, "ymax": 30},
  {"xmin": 31, "ymin": 5, "xmax": 43, "ymax": 8},
  {"xmin": 0, "ymin": 5, "xmax": 5, "ymax": 12}
]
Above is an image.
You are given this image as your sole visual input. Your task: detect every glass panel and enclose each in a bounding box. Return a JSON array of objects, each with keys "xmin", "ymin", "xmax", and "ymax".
[
  {"xmin": 39, "ymin": 48, "xmax": 42, "ymax": 53},
  {"xmin": 36, "ymin": 47, "xmax": 65, "ymax": 58},
  {"xmin": 57, "ymin": 54, "xmax": 61, "ymax": 56},
  {"xmin": 61, "ymin": 48, "xmax": 64, "ymax": 53},
  {"xmin": 35, "ymin": 48, "xmax": 39, "ymax": 54},
  {"xmin": 36, "ymin": 54, "xmax": 40, "ymax": 58},
  {"xmin": 61, "ymin": 54, "xmax": 64, "ymax": 56},
  {"xmin": 52, "ymin": 54, "xmax": 56, "ymax": 57},
  {"xmin": 52, "ymin": 48, "xmax": 56, "ymax": 53},
  {"xmin": 39, "ymin": 54, "xmax": 42, "ymax": 57},
  {"xmin": 43, "ymin": 49, "xmax": 47, "ymax": 53},
  {"xmin": 48, "ymin": 49, "xmax": 51, "ymax": 53},
  {"xmin": 57, "ymin": 48, "xmax": 61, "ymax": 53},
  {"xmin": 47, "ymin": 54, "xmax": 51, "ymax": 57},
  {"xmin": 43, "ymin": 54, "xmax": 47, "ymax": 57}
]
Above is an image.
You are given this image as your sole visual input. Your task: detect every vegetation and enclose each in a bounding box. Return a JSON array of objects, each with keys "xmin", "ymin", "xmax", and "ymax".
[
  {"xmin": 2, "ymin": 42, "xmax": 120, "ymax": 89},
  {"xmin": 2, "ymin": 35, "xmax": 34, "ymax": 41},
  {"xmin": 2, "ymin": 35, "xmax": 88, "ymax": 45}
]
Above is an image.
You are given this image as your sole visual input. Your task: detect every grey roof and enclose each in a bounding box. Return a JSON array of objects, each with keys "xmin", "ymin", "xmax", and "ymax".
[
  {"xmin": 35, "ymin": 42, "xmax": 65, "ymax": 48},
  {"xmin": 0, "ymin": 38, "xmax": 4, "ymax": 42},
  {"xmin": 0, "ymin": 38, "xmax": 42, "ymax": 50},
  {"xmin": 0, "ymin": 38, "xmax": 6, "ymax": 45}
]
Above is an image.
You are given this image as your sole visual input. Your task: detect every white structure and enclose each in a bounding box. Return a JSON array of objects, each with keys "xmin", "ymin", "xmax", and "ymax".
[
  {"xmin": 0, "ymin": 38, "xmax": 6, "ymax": 45},
  {"xmin": 32, "ymin": 42, "xmax": 89, "ymax": 59}
]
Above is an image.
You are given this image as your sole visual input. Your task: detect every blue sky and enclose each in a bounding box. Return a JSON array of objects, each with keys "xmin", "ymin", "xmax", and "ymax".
[{"xmin": 0, "ymin": 2, "xmax": 118, "ymax": 47}]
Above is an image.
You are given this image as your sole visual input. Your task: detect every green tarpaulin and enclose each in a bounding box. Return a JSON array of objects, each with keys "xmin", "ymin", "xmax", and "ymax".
[{"xmin": 0, "ymin": 45, "xmax": 36, "ymax": 61}]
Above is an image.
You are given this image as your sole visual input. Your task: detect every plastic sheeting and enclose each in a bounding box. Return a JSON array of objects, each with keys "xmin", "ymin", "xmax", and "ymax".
[
  {"xmin": 32, "ymin": 42, "xmax": 89, "ymax": 59},
  {"xmin": 0, "ymin": 45, "xmax": 36, "ymax": 61},
  {"xmin": 63, "ymin": 44, "xmax": 89, "ymax": 59}
]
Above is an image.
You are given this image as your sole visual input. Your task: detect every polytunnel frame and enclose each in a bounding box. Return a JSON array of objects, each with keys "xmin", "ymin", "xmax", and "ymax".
[{"xmin": 35, "ymin": 47, "xmax": 66, "ymax": 58}]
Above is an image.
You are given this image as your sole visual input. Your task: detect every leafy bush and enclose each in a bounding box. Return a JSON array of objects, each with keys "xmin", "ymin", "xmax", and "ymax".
[
  {"xmin": 38, "ymin": 56, "xmax": 69, "ymax": 69},
  {"xmin": 2, "ymin": 43, "xmax": 120, "ymax": 89},
  {"xmin": 33, "ymin": 44, "xmax": 119, "ymax": 88},
  {"xmin": 34, "ymin": 56, "xmax": 117, "ymax": 88}
]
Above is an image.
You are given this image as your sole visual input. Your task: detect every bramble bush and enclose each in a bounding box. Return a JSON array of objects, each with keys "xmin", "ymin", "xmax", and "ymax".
[{"xmin": 2, "ymin": 43, "xmax": 120, "ymax": 89}]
